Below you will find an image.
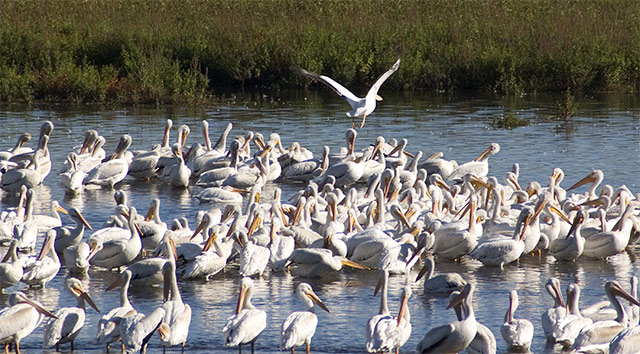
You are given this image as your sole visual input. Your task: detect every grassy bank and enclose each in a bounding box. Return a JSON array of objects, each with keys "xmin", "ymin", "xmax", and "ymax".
[{"xmin": 0, "ymin": 0, "xmax": 638, "ymax": 104}]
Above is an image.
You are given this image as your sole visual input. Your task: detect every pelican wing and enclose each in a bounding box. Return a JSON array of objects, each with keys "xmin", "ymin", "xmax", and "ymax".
[
  {"xmin": 0, "ymin": 305, "xmax": 37, "ymax": 339},
  {"xmin": 366, "ymin": 59, "xmax": 401, "ymax": 99},
  {"xmin": 293, "ymin": 67, "xmax": 360, "ymax": 107},
  {"xmin": 92, "ymin": 239, "xmax": 128, "ymax": 262},
  {"xmin": 95, "ymin": 305, "xmax": 133, "ymax": 344},
  {"xmin": 287, "ymin": 248, "xmax": 332, "ymax": 265},
  {"xmin": 280, "ymin": 311, "xmax": 317, "ymax": 350},
  {"xmin": 223, "ymin": 309, "xmax": 267, "ymax": 347},
  {"xmin": 43, "ymin": 308, "xmax": 84, "ymax": 348},
  {"xmin": 22, "ymin": 258, "xmax": 59, "ymax": 283},
  {"xmin": 417, "ymin": 323, "xmax": 456, "ymax": 353}
]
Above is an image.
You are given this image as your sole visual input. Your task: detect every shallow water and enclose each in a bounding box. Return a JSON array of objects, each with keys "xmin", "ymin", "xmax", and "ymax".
[{"xmin": 0, "ymin": 91, "xmax": 639, "ymax": 353}]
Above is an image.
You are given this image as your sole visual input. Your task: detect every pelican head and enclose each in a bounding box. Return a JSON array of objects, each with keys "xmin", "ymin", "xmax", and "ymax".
[
  {"xmin": 67, "ymin": 278, "xmax": 100, "ymax": 312},
  {"xmin": 297, "ymin": 283, "xmax": 330, "ymax": 313}
]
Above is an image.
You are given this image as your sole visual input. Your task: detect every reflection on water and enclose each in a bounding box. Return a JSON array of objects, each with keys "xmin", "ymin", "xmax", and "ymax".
[{"xmin": 0, "ymin": 91, "xmax": 638, "ymax": 353}]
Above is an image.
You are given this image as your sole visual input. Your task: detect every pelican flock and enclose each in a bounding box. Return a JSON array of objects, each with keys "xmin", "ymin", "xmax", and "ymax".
[{"xmin": 0, "ymin": 89, "xmax": 637, "ymax": 354}]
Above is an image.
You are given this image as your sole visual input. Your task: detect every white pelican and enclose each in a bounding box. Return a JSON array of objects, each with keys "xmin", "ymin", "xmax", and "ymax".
[
  {"xmin": 415, "ymin": 255, "xmax": 467, "ymax": 293},
  {"xmin": 286, "ymin": 247, "xmax": 369, "ymax": 278},
  {"xmin": 418, "ymin": 151, "xmax": 458, "ymax": 180},
  {"xmin": 12, "ymin": 188, "xmax": 37, "ymax": 251},
  {"xmin": 572, "ymin": 281, "xmax": 640, "ymax": 353},
  {"xmin": 550, "ymin": 209, "xmax": 586, "ymax": 261},
  {"xmin": 501, "ymin": 290, "xmax": 533, "ymax": 352},
  {"xmin": 470, "ymin": 206, "xmax": 532, "ymax": 268},
  {"xmin": 0, "ymin": 151, "xmax": 44, "ymax": 193},
  {"xmin": 43, "ymin": 278, "xmax": 100, "ymax": 351},
  {"xmin": 0, "ymin": 240, "xmax": 23, "ymax": 294},
  {"xmin": 366, "ymin": 270, "xmax": 412, "ymax": 354},
  {"xmin": 416, "ymin": 283, "xmax": 478, "ymax": 353},
  {"xmin": 181, "ymin": 230, "xmax": 232, "ymax": 280},
  {"xmin": 566, "ymin": 169, "xmax": 604, "ymax": 203},
  {"xmin": 446, "ymin": 290, "xmax": 496, "ymax": 354},
  {"xmin": 281, "ymin": 145, "xmax": 330, "ymax": 183},
  {"xmin": 280, "ymin": 283, "xmax": 330, "ymax": 353},
  {"xmin": 120, "ymin": 307, "xmax": 166, "ymax": 354},
  {"xmin": 158, "ymin": 260, "xmax": 192, "ymax": 349},
  {"xmin": 294, "ymin": 59, "xmax": 400, "ymax": 128},
  {"xmin": 83, "ymin": 134, "xmax": 132, "ymax": 188},
  {"xmin": 32, "ymin": 200, "xmax": 67, "ymax": 231},
  {"xmin": 191, "ymin": 121, "xmax": 233, "ymax": 175},
  {"xmin": 95, "ymin": 269, "xmax": 134, "ymax": 351},
  {"xmin": 447, "ymin": 143, "xmax": 500, "ymax": 181},
  {"xmin": 128, "ymin": 144, "xmax": 161, "ymax": 179},
  {"xmin": 195, "ymin": 140, "xmax": 240, "ymax": 187},
  {"xmin": 541, "ymin": 277, "xmax": 566, "ymax": 342},
  {"xmin": 21, "ymin": 230, "xmax": 60, "ymax": 288},
  {"xmin": 162, "ymin": 143, "xmax": 191, "ymax": 188},
  {"xmin": 63, "ymin": 239, "xmax": 102, "ymax": 276},
  {"xmin": 222, "ymin": 277, "xmax": 267, "ymax": 353},
  {"xmin": 583, "ymin": 204, "xmax": 636, "ymax": 259},
  {"xmin": 0, "ymin": 133, "xmax": 31, "ymax": 161},
  {"xmin": 433, "ymin": 194, "xmax": 481, "ymax": 260},
  {"xmin": 90, "ymin": 206, "xmax": 143, "ymax": 271},
  {"xmin": 51, "ymin": 207, "xmax": 93, "ymax": 253},
  {"xmin": 555, "ymin": 283, "xmax": 593, "ymax": 349},
  {"xmin": 196, "ymin": 186, "xmax": 245, "ymax": 204},
  {"xmin": 108, "ymin": 239, "xmax": 175, "ymax": 289},
  {"xmin": 60, "ymin": 152, "xmax": 86, "ymax": 194},
  {"xmin": 235, "ymin": 230, "xmax": 270, "ymax": 278},
  {"xmin": 0, "ymin": 291, "xmax": 57, "ymax": 353},
  {"xmin": 137, "ymin": 198, "xmax": 167, "ymax": 250},
  {"xmin": 268, "ymin": 218, "xmax": 295, "ymax": 272}
]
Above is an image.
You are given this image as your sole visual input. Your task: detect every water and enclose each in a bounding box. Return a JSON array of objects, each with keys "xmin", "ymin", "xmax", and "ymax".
[{"xmin": 0, "ymin": 91, "xmax": 639, "ymax": 353}]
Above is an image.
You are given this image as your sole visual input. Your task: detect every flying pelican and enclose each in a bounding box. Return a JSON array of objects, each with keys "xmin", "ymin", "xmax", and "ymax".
[
  {"xmin": 20, "ymin": 230, "xmax": 60, "ymax": 288},
  {"xmin": 415, "ymin": 255, "xmax": 467, "ymax": 293},
  {"xmin": 0, "ymin": 291, "xmax": 57, "ymax": 354},
  {"xmin": 90, "ymin": 207, "xmax": 143, "ymax": 271},
  {"xmin": 280, "ymin": 283, "xmax": 330, "ymax": 354},
  {"xmin": 416, "ymin": 283, "xmax": 478, "ymax": 353},
  {"xmin": 95, "ymin": 269, "xmax": 134, "ymax": 351},
  {"xmin": 0, "ymin": 239, "xmax": 23, "ymax": 294},
  {"xmin": 366, "ymin": 270, "xmax": 412, "ymax": 354},
  {"xmin": 51, "ymin": 207, "xmax": 93, "ymax": 253},
  {"xmin": 222, "ymin": 277, "xmax": 267, "ymax": 354},
  {"xmin": 43, "ymin": 278, "xmax": 100, "ymax": 351},
  {"xmin": 294, "ymin": 59, "xmax": 401, "ymax": 128},
  {"xmin": 572, "ymin": 281, "xmax": 640, "ymax": 353},
  {"xmin": 501, "ymin": 290, "xmax": 534, "ymax": 352},
  {"xmin": 158, "ymin": 260, "xmax": 192, "ymax": 349}
]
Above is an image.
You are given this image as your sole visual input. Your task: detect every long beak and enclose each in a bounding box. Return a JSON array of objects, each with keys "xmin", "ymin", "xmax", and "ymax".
[
  {"xmin": 519, "ymin": 215, "xmax": 532, "ymax": 240},
  {"xmin": 77, "ymin": 211, "xmax": 93, "ymax": 231},
  {"xmin": 236, "ymin": 285, "xmax": 248, "ymax": 315},
  {"xmin": 507, "ymin": 174, "xmax": 522, "ymax": 191},
  {"xmin": 247, "ymin": 215, "xmax": 262, "ymax": 237},
  {"xmin": 80, "ymin": 289, "xmax": 101, "ymax": 313},
  {"xmin": 86, "ymin": 241, "xmax": 101, "ymax": 261},
  {"xmin": 106, "ymin": 276, "xmax": 124, "ymax": 291},
  {"xmin": 168, "ymin": 238, "xmax": 178, "ymax": 262},
  {"xmin": 580, "ymin": 198, "xmax": 605, "ymax": 208},
  {"xmin": 163, "ymin": 268, "xmax": 171, "ymax": 302},
  {"xmin": 611, "ymin": 282, "xmax": 640, "ymax": 306},
  {"xmin": 549, "ymin": 205, "xmax": 572, "ymax": 224},
  {"xmin": 397, "ymin": 291, "xmax": 410, "ymax": 325},
  {"xmin": 415, "ymin": 263, "xmax": 430, "ymax": 282},
  {"xmin": 554, "ymin": 281, "xmax": 566, "ymax": 308},
  {"xmin": 133, "ymin": 222, "xmax": 143, "ymax": 238},
  {"xmin": 37, "ymin": 236, "xmax": 54, "ymax": 261},
  {"xmin": 374, "ymin": 276, "xmax": 383, "ymax": 297},
  {"xmin": 181, "ymin": 130, "xmax": 189, "ymax": 149},
  {"xmin": 22, "ymin": 297, "xmax": 58, "ymax": 319},
  {"xmin": 56, "ymin": 205, "xmax": 68, "ymax": 215},
  {"xmin": 474, "ymin": 146, "xmax": 492, "ymax": 162},
  {"xmin": 306, "ymin": 291, "xmax": 330, "ymax": 313},
  {"xmin": 341, "ymin": 258, "xmax": 371, "ymax": 270},
  {"xmin": 292, "ymin": 203, "xmax": 303, "ymax": 227},
  {"xmin": 145, "ymin": 205, "xmax": 155, "ymax": 222},
  {"xmin": 202, "ymin": 232, "xmax": 217, "ymax": 253},
  {"xmin": 567, "ymin": 174, "xmax": 596, "ymax": 191},
  {"xmin": 447, "ymin": 285, "xmax": 469, "ymax": 309},
  {"xmin": 191, "ymin": 219, "xmax": 207, "ymax": 241},
  {"xmin": 533, "ymin": 199, "xmax": 548, "ymax": 221},
  {"xmin": 565, "ymin": 213, "xmax": 584, "ymax": 238}
]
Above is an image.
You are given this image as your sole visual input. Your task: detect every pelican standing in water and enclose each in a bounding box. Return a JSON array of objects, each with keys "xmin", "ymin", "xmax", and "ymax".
[
  {"xmin": 90, "ymin": 207, "xmax": 142, "ymax": 271},
  {"xmin": 0, "ymin": 292, "xmax": 58, "ymax": 354},
  {"xmin": 294, "ymin": 59, "xmax": 401, "ymax": 128},
  {"xmin": 43, "ymin": 278, "xmax": 101, "ymax": 351},
  {"xmin": 83, "ymin": 134, "xmax": 132, "ymax": 188},
  {"xmin": 157, "ymin": 260, "xmax": 192, "ymax": 349},
  {"xmin": 21, "ymin": 230, "xmax": 60, "ymax": 288},
  {"xmin": 51, "ymin": 207, "xmax": 93, "ymax": 253},
  {"xmin": 415, "ymin": 255, "xmax": 467, "ymax": 293},
  {"xmin": 416, "ymin": 283, "xmax": 478, "ymax": 353},
  {"xmin": 280, "ymin": 283, "xmax": 330, "ymax": 354},
  {"xmin": 0, "ymin": 239, "xmax": 23, "ymax": 294},
  {"xmin": 223, "ymin": 277, "xmax": 267, "ymax": 354},
  {"xmin": 501, "ymin": 290, "xmax": 533, "ymax": 352},
  {"xmin": 95, "ymin": 269, "xmax": 134, "ymax": 351},
  {"xmin": 366, "ymin": 270, "xmax": 412, "ymax": 354}
]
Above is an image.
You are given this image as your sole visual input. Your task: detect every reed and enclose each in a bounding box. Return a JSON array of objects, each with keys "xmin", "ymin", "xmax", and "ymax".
[{"xmin": 0, "ymin": 0, "xmax": 638, "ymax": 103}]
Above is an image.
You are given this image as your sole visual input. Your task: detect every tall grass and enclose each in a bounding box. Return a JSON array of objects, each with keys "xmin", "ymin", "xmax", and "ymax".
[{"xmin": 0, "ymin": 0, "xmax": 638, "ymax": 103}]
